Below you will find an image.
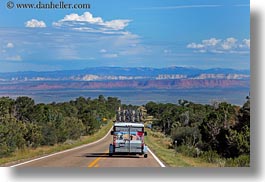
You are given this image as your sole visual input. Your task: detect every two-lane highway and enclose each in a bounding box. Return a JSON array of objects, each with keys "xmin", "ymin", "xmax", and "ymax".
[{"xmin": 8, "ymin": 129, "xmax": 164, "ymax": 168}]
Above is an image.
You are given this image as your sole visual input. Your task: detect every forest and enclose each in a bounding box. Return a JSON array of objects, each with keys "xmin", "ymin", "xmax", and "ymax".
[
  {"xmin": 0, "ymin": 94, "xmax": 250, "ymax": 166},
  {"xmin": 145, "ymin": 97, "xmax": 250, "ymax": 166},
  {"xmin": 0, "ymin": 95, "xmax": 120, "ymax": 157}
]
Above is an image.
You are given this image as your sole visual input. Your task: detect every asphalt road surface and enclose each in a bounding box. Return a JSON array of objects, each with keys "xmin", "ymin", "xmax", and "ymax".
[{"xmin": 8, "ymin": 129, "xmax": 164, "ymax": 168}]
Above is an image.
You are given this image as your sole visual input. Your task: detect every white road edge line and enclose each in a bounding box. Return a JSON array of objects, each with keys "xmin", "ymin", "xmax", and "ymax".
[
  {"xmin": 10, "ymin": 126, "xmax": 113, "ymax": 167},
  {"xmin": 147, "ymin": 148, "xmax": 166, "ymax": 167}
]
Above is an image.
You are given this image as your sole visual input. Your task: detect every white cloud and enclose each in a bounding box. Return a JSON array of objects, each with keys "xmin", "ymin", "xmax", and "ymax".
[
  {"xmin": 100, "ymin": 49, "xmax": 107, "ymax": 53},
  {"xmin": 239, "ymin": 39, "xmax": 250, "ymax": 48},
  {"xmin": 202, "ymin": 38, "xmax": 221, "ymax": 46},
  {"xmin": 187, "ymin": 43, "xmax": 204, "ymax": 49},
  {"xmin": 6, "ymin": 42, "xmax": 14, "ymax": 48},
  {"xmin": 0, "ymin": 11, "xmax": 145, "ymax": 64},
  {"xmin": 187, "ymin": 37, "xmax": 250, "ymax": 54},
  {"xmin": 25, "ymin": 19, "xmax": 46, "ymax": 28},
  {"xmin": 187, "ymin": 38, "xmax": 220, "ymax": 49},
  {"xmin": 103, "ymin": 19, "xmax": 131, "ymax": 30},
  {"xmin": 0, "ymin": 42, "xmax": 21, "ymax": 61},
  {"xmin": 221, "ymin": 37, "xmax": 237, "ymax": 50},
  {"xmin": 62, "ymin": 12, "xmax": 103, "ymax": 23},
  {"xmin": 72, "ymin": 27, "xmax": 95, "ymax": 32},
  {"xmin": 53, "ymin": 12, "xmax": 131, "ymax": 33}
]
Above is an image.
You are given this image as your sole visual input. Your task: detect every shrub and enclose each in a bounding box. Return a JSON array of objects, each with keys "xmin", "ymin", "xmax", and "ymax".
[
  {"xmin": 225, "ymin": 154, "xmax": 250, "ymax": 167},
  {"xmin": 171, "ymin": 126, "xmax": 201, "ymax": 146},
  {"xmin": 201, "ymin": 150, "xmax": 221, "ymax": 163},
  {"xmin": 177, "ymin": 145, "xmax": 201, "ymax": 158}
]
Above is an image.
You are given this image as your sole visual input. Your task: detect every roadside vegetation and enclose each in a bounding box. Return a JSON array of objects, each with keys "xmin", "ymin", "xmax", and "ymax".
[
  {"xmin": 144, "ymin": 97, "xmax": 250, "ymax": 167},
  {"xmin": 0, "ymin": 94, "xmax": 250, "ymax": 167},
  {"xmin": 0, "ymin": 95, "xmax": 120, "ymax": 165},
  {"xmin": 145, "ymin": 128, "xmax": 218, "ymax": 167}
]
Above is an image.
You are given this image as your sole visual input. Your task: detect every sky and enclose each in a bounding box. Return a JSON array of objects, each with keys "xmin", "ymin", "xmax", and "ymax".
[{"xmin": 0, "ymin": 0, "xmax": 250, "ymax": 72}]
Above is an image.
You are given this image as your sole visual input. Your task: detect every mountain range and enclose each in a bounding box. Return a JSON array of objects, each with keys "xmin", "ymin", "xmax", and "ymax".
[
  {"xmin": 0, "ymin": 66, "xmax": 250, "ymax": 81},
  {"xmin": 0, "ymin": 67, "xmax": 250, "ymax": 90}
]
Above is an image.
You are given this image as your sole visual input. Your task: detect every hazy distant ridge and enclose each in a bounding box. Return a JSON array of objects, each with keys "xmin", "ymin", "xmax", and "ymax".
[{"xmin": 0, "ymin": 67, "xmax": 250, "ymax": 82}]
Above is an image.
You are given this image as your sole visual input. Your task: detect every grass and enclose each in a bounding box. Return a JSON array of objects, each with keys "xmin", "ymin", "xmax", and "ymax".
[
  {"xmin": 145, "ymin": 128, "xmax": 218, "ymax": 167},
  {"xmin": 0, "ymin": 121, "xmax": 113, "ymax": 166}
]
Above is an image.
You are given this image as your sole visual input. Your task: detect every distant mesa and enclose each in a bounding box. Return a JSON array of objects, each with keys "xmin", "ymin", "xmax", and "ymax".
[{"xmin": 0, "ymin": 67, "xmax": 250, "ymax": 90}]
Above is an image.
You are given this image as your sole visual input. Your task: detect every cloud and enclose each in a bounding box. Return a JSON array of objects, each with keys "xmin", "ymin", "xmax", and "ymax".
[
  {"xmin": 102, "ymin": 53, "xmax": 118, "ymax": 58},
  {"xmin": 104, "ymin": 19, "xmax": 131, "ymax": 30},
  {"xmin": 53, "ymin": 12, "xmax": 131, "ymax": 33},
  {"xmin": 0, "ymin": 42, "xmax": 22, "ymax": 61},
  {"xmin": 221, "ymin": 37, "xmax": 237, "ymax": 50},
  {"xmin": 187, "ymin": 37, "xmax": 250, "ymax": 54},
  {"xmin": 239, "ymin": 39, "xmax": 250, "ymax": 48},
  {"xmin": 60, "ymin": 12, "xmax": 103, "ymax": 23},
  {"xmin": 100, "ymin": 49, "xmax": 107, "ymax": 53},
  {"xmin": 25, "ymin": 19, "xmax": 46, "ymax": 28},
  {"xmin": 0, "ymin": 26, "xmax": 143, "ymax": 62},
  {"xmin": 187, "ymin": 38, "xmax": 220, "ymax": 49},
  {"xmin": 6, "ymin": 42, "xmax": 14, "ymax": 48},
  {"xmin": 202, "ymin": 38, "xmax": 221, "ymax": 46},
  {"xmin": 0, "ymin": 11, "xmax": 146, "ymax": 64},
  {"xmin": 187, "ymin": 43, "xmax": 204, "ymax": 49}
]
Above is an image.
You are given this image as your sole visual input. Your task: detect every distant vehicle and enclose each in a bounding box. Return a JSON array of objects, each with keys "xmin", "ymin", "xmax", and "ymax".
[{"xmin": 109, "ymin": 122, "xmax": 148, "ymax": 158}]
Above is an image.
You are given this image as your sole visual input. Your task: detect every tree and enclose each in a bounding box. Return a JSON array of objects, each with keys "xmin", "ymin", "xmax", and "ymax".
[
  {"xmin": 199, "ymin": 111, "xmax": 224, "ymax": 151},
  {"xmin": 24, "ymin": 122, "xmax": 43, "ymax": 148},
  {"xmin": 98, "ymin": 95, "xmax": 106, "ymax": 103},
  {"xmin": 58, "ymin": 117, "xmax": 85, "ymax": 141},
  {"xmin": 14, "ymin": 96, "xmax": 35, "ymax": 122},
  {"xmin": 0, "ymin": 97, "xmax": 14, "ymax": 118},
  {"xmin": 0, "ymin": 117, "xmax": 27, "ymax": 157}
]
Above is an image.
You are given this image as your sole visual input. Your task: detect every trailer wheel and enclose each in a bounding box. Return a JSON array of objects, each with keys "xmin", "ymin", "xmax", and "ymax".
[
  {"xmin": 144, "ymin": 154, "xmax": 148, "ymax": 158},
  {"xmin": 109, "ymin": 144, "xmax": 113, "ymax": 157}
]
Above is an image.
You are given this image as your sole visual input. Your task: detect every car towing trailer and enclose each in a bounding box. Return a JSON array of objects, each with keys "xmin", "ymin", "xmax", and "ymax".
[{"xmin": 109, "ymin": 122, "xmax": 148, "ymax": 158}]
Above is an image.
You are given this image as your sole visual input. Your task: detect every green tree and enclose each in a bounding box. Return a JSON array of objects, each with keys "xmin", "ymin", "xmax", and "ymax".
[
  {"xmin": 0, "ymin": 97, "xmax": 14, "ymax": 118},
  {"xmin": 14, "ymin": 96, "xmax": 35, "ymax": 122},
  {"xmin": 0, "ymin": 117, "xmax": 27, "ymax": 157},
  {"xmin": 24, "ymin": 122, "xmax": 43, "ymax": 148},
  {"xmin": 58, "ymin": 117, "xmax": 85, "ymax": 141}
]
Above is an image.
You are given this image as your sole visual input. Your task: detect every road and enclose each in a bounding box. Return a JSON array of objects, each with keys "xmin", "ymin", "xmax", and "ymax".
[{"xmin": 8, "ymin": 129, "xmax": 164, "ymax": 168}]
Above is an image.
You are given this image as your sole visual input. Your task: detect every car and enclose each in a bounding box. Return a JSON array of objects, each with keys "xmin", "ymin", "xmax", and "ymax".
[{"xmin": 109, "ymin": 122, "xmax": 148, "ymax": 158}]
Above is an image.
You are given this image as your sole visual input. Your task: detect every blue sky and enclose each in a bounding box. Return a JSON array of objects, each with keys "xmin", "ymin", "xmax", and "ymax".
[{"xmin": 0, "ymin": 0, "xmax": 250, "ymax": 72}]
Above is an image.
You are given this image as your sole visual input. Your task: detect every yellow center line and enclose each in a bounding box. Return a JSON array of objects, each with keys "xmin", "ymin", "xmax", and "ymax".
[{"xmin": 88, "ymin": 150, "xmax": 108, "ymax": 168}]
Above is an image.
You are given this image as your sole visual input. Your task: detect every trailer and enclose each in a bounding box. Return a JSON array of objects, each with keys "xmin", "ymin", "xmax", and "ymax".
[{"xmin": 109, "ymin": 122, "xmax": 148, "ymax": 158}]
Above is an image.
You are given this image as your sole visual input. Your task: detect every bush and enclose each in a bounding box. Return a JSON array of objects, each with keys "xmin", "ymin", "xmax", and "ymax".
[
  {"xmin": 171, "ymin": 126, "xmax": 201, "ymax": 146},
  {"xmin": 225, "ymin": 154, "xmax": 250, "ymax": 167},
  {"xmin": 0, "ymin": 142, "xmax": 10, "ymax": 157},
  {"xmin": 201, "ymin": 150, "xmax": 221, "ymax": 163},
  {"xmin": 177, "ymin": 145, "xmax": 201, "ymax": 158}
]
